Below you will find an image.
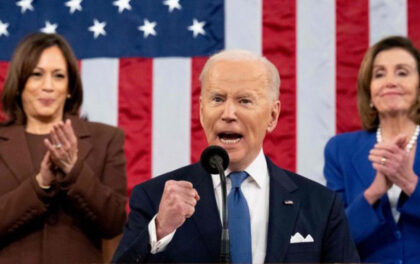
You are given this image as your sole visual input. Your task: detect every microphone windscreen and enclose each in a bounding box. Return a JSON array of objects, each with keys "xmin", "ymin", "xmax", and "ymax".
[{"xmin": 200, "ymin": 145, "xmax": 229, "ymax": 174}]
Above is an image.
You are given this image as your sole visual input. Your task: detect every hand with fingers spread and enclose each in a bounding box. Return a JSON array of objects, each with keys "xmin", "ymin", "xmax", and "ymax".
[
  {"xmin": 155, "ymin": 180, "xmax": 200, "ymax": 240},
  {"xmin": 369, "ymin": 134, "xmax": 419, "ymax": 197},
  {"xmin": 44, "ymin": 119, "xmax": 78, "ymax": 174}
]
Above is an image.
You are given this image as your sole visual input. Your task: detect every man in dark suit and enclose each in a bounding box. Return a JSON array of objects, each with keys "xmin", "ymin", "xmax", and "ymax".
[{"xmin": 113, "ymin": 50, "xmax": 359, "ymax": 263}]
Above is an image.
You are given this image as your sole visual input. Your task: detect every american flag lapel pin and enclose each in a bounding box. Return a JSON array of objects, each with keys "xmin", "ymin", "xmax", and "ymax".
[{"xmin": 283, "ymin": 200, "xmax": 294, "ymax": 205}]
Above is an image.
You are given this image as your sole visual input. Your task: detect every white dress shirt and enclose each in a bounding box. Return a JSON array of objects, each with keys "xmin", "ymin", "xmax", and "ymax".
[
  {"xmin": 148, "ymin": 149, "xmax": 270, "ymax": 264},
  {"xmin": 387, "ymin": 184, "xmax": 402, "ymax": 223}
]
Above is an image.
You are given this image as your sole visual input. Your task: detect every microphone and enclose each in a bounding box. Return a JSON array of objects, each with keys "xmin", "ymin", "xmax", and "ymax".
[
  {"xmin": 200, "ymin": 145, "xmax": 230, "ymax": 263},
  {"xmin": 200, "ymin": 145, "xmax": 229, "ymax": 174}
]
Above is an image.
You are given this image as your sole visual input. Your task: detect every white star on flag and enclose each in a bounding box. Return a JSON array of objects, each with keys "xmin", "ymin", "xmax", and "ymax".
[
  {"xmin": 41, "ymin": 21, "xmax": 58, "ymax": 34},
  {"xmin": 16, "ymin": 0, "xmax": 34, "ymax": 14},
  {"xmin": 88, "ymin": 19, "xmax": 106, "ymax": 39},
  {"xmin": 113, "ymin": 0, "xmax": 132, "ymax": 13},
  {"xmin": 163, "ymin": 0, "xmax": 181, "ymax": 13},
  {"xmin": 0, "ymin": 20, "xmax": 9, "ymax": 37},
  {"xmin": 65, "ymin": 0, "xmax": 83, "ymax": 14},
  {"xmin": 188, "ymin": 18, "xmax": 206, "ymax": 38},
  {"xmin": 138, "ymin": 19, "xmax": 157, "ymax": 38}
]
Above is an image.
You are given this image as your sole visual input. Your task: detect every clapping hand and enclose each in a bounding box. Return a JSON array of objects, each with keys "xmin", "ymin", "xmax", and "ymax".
[
  {"xmin": 369, "ymin": 135, "xmax": 418, "ymax": 197},
  {"xmin": 36, "ymin": 151, "xmax": 55, "ymax": 188},
  {"xmin": 44, "ymin": 119, "xmax": 78, "ymax": 174}
]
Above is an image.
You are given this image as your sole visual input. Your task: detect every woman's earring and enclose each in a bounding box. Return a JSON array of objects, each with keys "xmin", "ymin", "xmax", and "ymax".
[
  {"xmin": 369, "ymin": 101, "xmax": 374, "ymax": 108},
  {"xmin": 67, "ymin": 94, "xmax": 71, "ymax": 99}
]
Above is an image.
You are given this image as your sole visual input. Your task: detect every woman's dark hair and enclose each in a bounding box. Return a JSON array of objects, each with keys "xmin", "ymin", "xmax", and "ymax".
[
  {"xmin": 358, "ymin": 36, "xmax": 420, "ymax": 131},
  {"xmin": 1, "ymin": 32, "xmax": 83, "ymax": 125}
]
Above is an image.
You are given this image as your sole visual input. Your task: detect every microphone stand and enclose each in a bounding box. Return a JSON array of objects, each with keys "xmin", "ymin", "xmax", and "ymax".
[{"xmin": 215, "ymin": 161, "xmax": 230, "ymax": 263}]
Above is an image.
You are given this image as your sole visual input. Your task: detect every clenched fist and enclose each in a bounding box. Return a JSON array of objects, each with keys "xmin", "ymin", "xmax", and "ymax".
[{"xmin": 155, "ymin": 180, "xmax": 200, "ymax": 240}]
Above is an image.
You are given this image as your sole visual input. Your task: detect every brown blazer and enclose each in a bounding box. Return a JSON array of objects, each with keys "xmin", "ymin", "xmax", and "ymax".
[{"xmin": 0, "ymin": 116, "xmax": 127, "ymax": 264}]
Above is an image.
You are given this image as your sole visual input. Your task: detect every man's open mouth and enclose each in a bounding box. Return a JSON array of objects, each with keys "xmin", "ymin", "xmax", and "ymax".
[{"xmin": 218, "ymin": 132, "xmax": 242, "ymax": 144}]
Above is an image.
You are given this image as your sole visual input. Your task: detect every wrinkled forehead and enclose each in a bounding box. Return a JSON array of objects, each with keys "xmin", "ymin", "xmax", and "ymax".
[
  {"xmin": 373, "ymin": 47, "xmax": 418, "ymax": 68},
  {"xmin": 204, "ymin": 59, "xmax": 269, "ymax": 87}
]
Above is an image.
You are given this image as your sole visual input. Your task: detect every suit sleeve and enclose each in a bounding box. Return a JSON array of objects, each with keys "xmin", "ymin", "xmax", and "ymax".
[
  {"xmin": 321, "ymin": 193, "xmax": 360, "ymax": 262},
  {"xmin": 112, "ymin": 185, "xmax": 165, "ymax": 263},
  {"xmin": 55, "ymin": 127, "xmax": 127, "ymax": 238},
  {"xmin": 398, "ymin": 180, "xmax": 420, "ymax": 219},
  {"xmin": 324, "ymin": 136, "xmax": 386, "ymax": 244},
  {"xmin": 0, "ymin": 175, "xmax": 58, "ymax": 241}
]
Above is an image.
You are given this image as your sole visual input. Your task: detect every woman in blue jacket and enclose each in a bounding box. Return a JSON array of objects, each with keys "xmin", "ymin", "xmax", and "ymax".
[{"xmin": 324, "ymin": 36, "xmax": 420, "ymax": 264}]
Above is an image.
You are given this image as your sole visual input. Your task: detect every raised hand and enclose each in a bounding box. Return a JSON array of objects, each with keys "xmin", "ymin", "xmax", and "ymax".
[
  {"xmin": 36, "ymin": 151, "xmax": 55, "ymax": 188},
  {"xmin": 369, "ymin": 134, "xmax": 418, "ymax": 196},
  {"xmin": 155, "ymin": 180, "xmax": 200, "ymax": 240},
  {"xmin": 44, "ymin": 119, "xmax": 78, "ymax": 174},
  {"xmin": 363, "ymin": 171, "xmax": 392, "ymax": 205}
]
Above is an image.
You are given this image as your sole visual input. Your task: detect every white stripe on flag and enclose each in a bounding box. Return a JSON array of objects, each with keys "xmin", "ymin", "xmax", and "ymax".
[
  {"xmin": 225, "ymin": 0, "xmax": 262, "ymax": 54},
  {"xmin": 297, "ymin": 0, "xmax": 336, "ymax": 184},
  {"xmin": 80, "ymin": 58, "xmax": 119, "ymax": 126},
  {"xmin": 370, "ymin": 0, "xmax": 407, "ymax": 44},
  {"xmin": 152, "ymin": 58, "xmax": 191, "ymax": 177}
]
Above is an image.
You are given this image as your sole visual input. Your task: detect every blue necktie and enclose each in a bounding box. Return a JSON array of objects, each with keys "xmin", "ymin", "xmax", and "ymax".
[{"xmin": 228, "ymin": 171, "xmax": 252, "ymax": 264}]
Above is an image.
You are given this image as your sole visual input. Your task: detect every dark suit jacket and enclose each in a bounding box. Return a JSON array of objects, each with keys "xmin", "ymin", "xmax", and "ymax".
[
  {"xmin": 0, "ymin": 116, "xmax": 127, "ymax": 264},
  {"xmin": 325, "ymin": 130, "xmax": 420, "ymax": 263},
  {"xmin": 113, "ymin": 157, "xmax": 359, "ymax": 263}
]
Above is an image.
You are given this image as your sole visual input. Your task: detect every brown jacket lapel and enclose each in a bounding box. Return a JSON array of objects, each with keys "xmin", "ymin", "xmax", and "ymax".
[
  {"xmin": 66, "ymin": 115, "xmax": 92, "ymax": 162},
  {"xmin": 0, "ymin": 125, "xmax": 34, "ymax": 182}
]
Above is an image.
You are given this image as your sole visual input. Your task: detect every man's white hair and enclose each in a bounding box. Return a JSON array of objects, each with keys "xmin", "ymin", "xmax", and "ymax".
[{"xmin": 199, "ymin": 49, "xmax": 280, "ymax": 101}]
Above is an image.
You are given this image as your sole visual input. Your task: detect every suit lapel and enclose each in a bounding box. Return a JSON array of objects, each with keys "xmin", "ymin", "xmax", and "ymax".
[
  {"xmin": 0, "ymin": 125, "xmax": 34, "ymax": 182},
  {"xmin": 67, "ymin": 116, "xmax": 92, "ymax": 161},
  {"xmin": 189, "ymin": 164, "xmax": 222, "ymax": 259},
  {"xmin": 264, "ymin": 158, "xmax": 300, "ymax": 263},
  {"xmin": 351, "ymin": 132, "xmax": 376, "ymax": 188}
]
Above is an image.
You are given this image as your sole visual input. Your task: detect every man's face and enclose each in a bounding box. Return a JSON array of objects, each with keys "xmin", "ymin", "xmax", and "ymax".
[{"xmin": 200, "ymin": 59, "xmax": 280, "ymax": 171}]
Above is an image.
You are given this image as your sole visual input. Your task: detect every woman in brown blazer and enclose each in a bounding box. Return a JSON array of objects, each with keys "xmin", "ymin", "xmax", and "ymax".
[{"xmin": 0, "ymin": 33, "xmax": 127, "ymax": 263}]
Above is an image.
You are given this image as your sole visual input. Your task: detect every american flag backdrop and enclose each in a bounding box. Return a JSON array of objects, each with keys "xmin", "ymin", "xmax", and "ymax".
[{"xmin": 1, "ymin": 0, "xmax": 420, "ymax": 196}]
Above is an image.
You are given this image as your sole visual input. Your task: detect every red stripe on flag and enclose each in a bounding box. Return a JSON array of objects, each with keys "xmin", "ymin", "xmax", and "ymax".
[
  {"xmin": 118, "ymin": 58, "xmax": 153, "ymax": 196},
  {"xmin": 0, "ymin": 62, "xmax": 9, "ymax": 120},
  {"xmin": 335, "ymin": 0, "xmax": 368, "ymax": 133},
  {"xmin": 190, "ymin": 57, "xmax": 208, "ymax": 163},
  {"xmin": 408, "ymin": 0, "xmax": 420, "ymax": 48},
  {"xmin": 262, "ymin": 0, "xmax": 297, "ymax": 172},
  {"xmin": 0, "ymin": 62, "xmax": 8, "ymax": 91}
]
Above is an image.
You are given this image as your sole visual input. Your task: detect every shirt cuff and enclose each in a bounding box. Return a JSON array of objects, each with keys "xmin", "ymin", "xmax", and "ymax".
[{"xmin": 148, "ymin": 215, "xmax": 176, "ymax": 254}]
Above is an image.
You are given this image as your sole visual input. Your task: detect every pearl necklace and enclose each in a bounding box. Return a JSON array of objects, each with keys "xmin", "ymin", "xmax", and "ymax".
[{"xmin": 376, "ymin": 125, "xmax": 420, "ymax": 152}]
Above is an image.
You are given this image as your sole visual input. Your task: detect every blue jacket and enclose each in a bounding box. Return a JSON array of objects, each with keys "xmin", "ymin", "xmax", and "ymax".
[
  {"xmin": 113, "ymin": 157, "xmax": 359, "ymax": 263},
  {"xmin": 324, "ymin": 130, "xmax": 420, "ymax": 264}
]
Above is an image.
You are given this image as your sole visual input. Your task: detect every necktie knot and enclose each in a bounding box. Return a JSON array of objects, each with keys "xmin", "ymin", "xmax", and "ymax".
[{"xmin": 229, "ymin": 171, "xmax": 248, "ymax": 188}]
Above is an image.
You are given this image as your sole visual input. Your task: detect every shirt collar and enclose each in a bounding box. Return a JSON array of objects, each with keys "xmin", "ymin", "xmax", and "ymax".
[{"xmin": 211, "ymin": 149, "xmax": 268, "ymax": 190}]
